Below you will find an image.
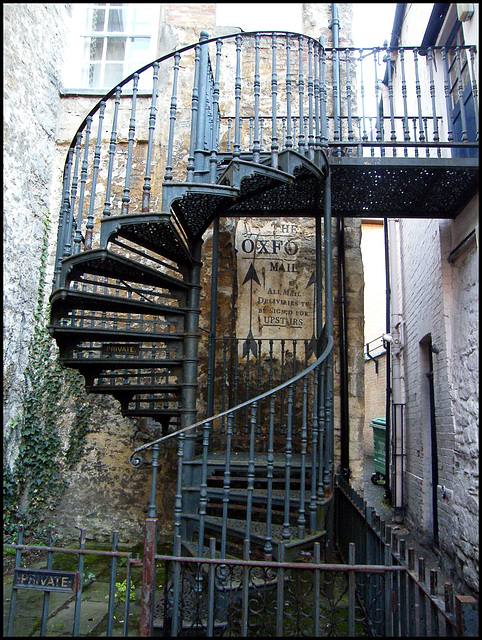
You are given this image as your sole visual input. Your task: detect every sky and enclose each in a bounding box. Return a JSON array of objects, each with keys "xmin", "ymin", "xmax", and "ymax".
[{"xmin": 216, "ymin": 3, "xmax": 397, "ymax": 46}]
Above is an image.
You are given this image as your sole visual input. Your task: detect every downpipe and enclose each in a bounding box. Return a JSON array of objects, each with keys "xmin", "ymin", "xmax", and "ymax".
[{"xmin": 386, "ymin": 218, "xmax": 405, "ymax": 515}]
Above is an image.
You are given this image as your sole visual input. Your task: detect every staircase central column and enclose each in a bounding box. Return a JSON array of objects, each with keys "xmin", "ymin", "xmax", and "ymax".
[{"xmin": 182, "ymin": 238, "xmax": 203, "ymax": 462}]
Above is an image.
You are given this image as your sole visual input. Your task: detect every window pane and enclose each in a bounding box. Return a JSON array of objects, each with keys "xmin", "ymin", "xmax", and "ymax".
[
  {"xmin": 104, "ymin": 63, "xmax": 124, "ymax": 86},
  {"xmin": 106, "ymin": 37, "xmax": 126, "ymax": 61},
  {"xmin": 130, "ymin": 7, "xmax": 151, "ymax": 34},
  {"xmin": 128, "ymin": 37, "xmax": 150, "ymax": 64},
  {"xmin": 107, "ymin": 7, "xmax": 126, "ymax": 32},
  {"xmin": 81, "ymin": 62, "xmax": 101, "ymax": 88},
  {"xmin": 88, "ymin": 7, "xmax": 105, "ymax": 31},
  {"xmin": 86, "ymin": 37, "xmax": 104, "ymax": 62}
]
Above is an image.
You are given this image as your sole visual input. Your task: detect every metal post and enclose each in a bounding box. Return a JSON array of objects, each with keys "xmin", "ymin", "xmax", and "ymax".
[{"xmin": 139, "ymin": 519, "xmax": 158, "ymax": 637}]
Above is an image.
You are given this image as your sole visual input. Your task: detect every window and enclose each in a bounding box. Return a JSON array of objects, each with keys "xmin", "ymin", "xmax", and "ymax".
[{"xmin": 64, "ymin": 3, "xmax": 160, "ymax": 91}]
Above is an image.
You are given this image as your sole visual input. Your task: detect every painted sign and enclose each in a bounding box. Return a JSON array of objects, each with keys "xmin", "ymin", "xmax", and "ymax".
[
  {"xmin": 235, "ymin": 218, "xmax": 317, "ymax": 353},
  {"xmin": 102, "ymin": 343, "xmax": 140, "ymax": 356},
  {"xmin": 13, "ymin": 568, "xmax": 81, "ymax": 593}
]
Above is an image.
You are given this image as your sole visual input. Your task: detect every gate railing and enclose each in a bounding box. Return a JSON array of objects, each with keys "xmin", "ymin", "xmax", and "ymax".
[
  {"xmin": 335, "ymin": 474, "xmax": 479, "ymax": 637},
  {"xmin": 6, "ymin": 519, "xmax": 477, "ymax": 637}
]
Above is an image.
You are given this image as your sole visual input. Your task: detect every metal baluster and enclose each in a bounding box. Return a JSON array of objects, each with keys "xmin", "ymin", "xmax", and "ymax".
[
  {"xmin": 455, "ymin": 45, "xmax": 469, "ymax": 143},
  {"xmin": 241, "ymin": 540, "xmax": 250, "ymax": 635},
  {"xmin": 249, "ymin": 117, "xmax": 253, "ymax": 151},
  {"xmin": 319, "ymin": 38, "xmax": 328, "ymax": 149},
  {"xmin": 245, "ymin": 402, "xmax": 257, "ymax": 548},
  {"xmin": 53, "ymin": 159, "xmax": 72, "ymax": 287},
  {"xmin": 427, "ymin": 47, "xmax": 440, "ymax": 156},
  {"xmin": 39, "ymin": 527, "xmax": 55, "ymax": 635},
  {"xmin": 253, "ymin": 33, "xmax": 261, "ymax": 162},
  {"xmin": 271, "ymin": 33, "xmax": 279, "ymax": 167},
  {"xmin": 227, "ymin": 117, "xmax": 232, "ymax": 153},
  {"xmin": 165, "ymin": 56, "xmax": 180, "ymax": 183},
  {"xmin": 234, "ymin": 34, "xmax": 242, "ymax": 158},
  {"xmin": 384, "ymin": 42, "xmax": 396, "ymax": 155},
  {"xmin": 419, "ymin": 557, "xmax": 427, "ymax": 635},
  {"xmin": 106, "ymin": 531, "xmax": 119, "ymax": 637},
  {"xmin": 257, "ymin": 339, "xmax": 262, "ymax": 438},
  {"xmin": 85, "ymin": 101, "xmax": 106, "ymax": 249},
  {"xmin": 282, "ymin": 386, "xmax": 293, "ymax": 540},
  {"xmin": 313, "ymin": 542, "xmax": 321, "ymax": 635},
  {"xmin": 345, "ymin": 49, "xmax": 354, "ymax": 151},
  {"xmin": 187, "ymin": 45, "xmax": 200, "ymax": 181},
  {"xmin": 260, "ymin": 116, "xmax": 264, "ymax": 151},
  {"xmin": 441, "ymin": 48, "xmax": 455, "ymax": 144},
  {"xmin": 72, "ymin": 528, "xmax": 86, "ymax": 636},
  {"xmin": 171, "ymin": 534, "xmax": 182, "ymax": 635},
  {"xmin": 469, "ymin": 46, "xmax": 479, "ymax": 141},
  {"xmin": 412, "ymin": 118, "xmax": 419, "ymax": 157},
  {"xmin": 61, "ymin": 147, "xmax": 75, "ymax": 258},
  {"xmin": 221, "ymin": 339, "xmax": 228, "ymax": 433},
  {"xmin": 209, "ymin": 38, "xmax": 223, "ymax": 183},
  {"xmin": 399, "ymin": 47, "xmax": 410, "ymax": 157},
  {"xmin": 310, "ymin": 371, "xmax": 319, "ymax": 532},
  {"xmin": 430, "ymin": 569, "xmax": 440, "ymax": 636},
  {"xmin": 311, "ymin": 40, "xmax": 319, "ymax": 158},
  {"xmin": 68, "ymin": 132, "xmax": 82, "ymax": 254},
  {"xmin": 373, "ymin": 48, "xmax": 383, "ymax": 156},
  {"xmin": 74, "ymin": 116, "xmax": 92, "ymax": 253},
  {"xmin": 142, "ymin": 63, "xmax": 159, "ymax": 211},
  {"xmin": 233, "ymin": 339, "xmax": 239, "ymax": 433},
  {"xmin": 413, "ymin": 48, "xmax": 426, "ymax": 148},
  {"xmin": 280, "ymin": 339, "xmax": 286, "ymax": 436},
  {"xmin": 264, "ymin": 393, "xmax": 275, "ymax": 559},
  {"xmin": 276, "ymin": 542, "xmax": 285, "ymax": 634},
  {"xmin": 197, "ymin": 421, "xmax": 211, "ymax": 561},
  {"xmin": 297, "ymin": 373, "xmax": 308, "ymax": 538},
  {"xmin": 298, "ymin": 36, "xmax": 305, "ymax": 154},
  {"xmin": 173, "ymin": 432, "xmax": 185, "ymax": 540},
  {"xmin": 120, "ymin": 74, "xmax": 139, "ymax": 215},
  {"xmin": 103, "ymin": 86, "xmax": 121, "ymax": 218},
  {"xmin": 194, "ymin": 31, "xmax": 210, "ymax": 177},
  {"xmin": 220, "ymin": 413, "xmax": 233, "ymax": 560},
  {"xmin": 207, "ymin": 538, "xmax": 216, "ymax": 636},
  {"xmin": 359, "ymin": 49, "xmax": 368, "ymax": 143},
  {"xmin": 285, "ymin": 35, "xmax": 293, "ymax": 149},
  {"xmin": 423, "ymin": 117, "xmax": 430, "ymax": 157}
]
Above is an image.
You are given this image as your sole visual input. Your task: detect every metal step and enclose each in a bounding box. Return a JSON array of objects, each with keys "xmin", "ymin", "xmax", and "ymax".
[
  {"xmin": 162, "ymin": 182, "xmax": 239, "ymax": 238},
  {"xmin": 57, "ymin": 249, "xmax": 190, "ymax": 292},
  {"xmin": 50, "ymin": 289, "xmax": 188, "ymax": 323},
  {"xmin": 100, "ymin": 212, "xmax": 195, "ymax": 266},
  {"xmin": 217, "ymin": 159, "xmax": 293, "ymax": 196}
]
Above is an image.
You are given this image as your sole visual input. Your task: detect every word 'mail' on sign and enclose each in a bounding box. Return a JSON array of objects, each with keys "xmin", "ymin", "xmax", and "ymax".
[
  {"xmin": 102, "ymin": 343, "xmax": 140, "ymax": 356},
  {"xmin": 13, "ymin": 568, "xmax": 81, "ymax": 593}
]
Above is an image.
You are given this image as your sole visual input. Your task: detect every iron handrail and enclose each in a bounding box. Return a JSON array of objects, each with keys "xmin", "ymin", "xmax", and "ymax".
[{"xmin": 129, "ymin": 333, "xmax": 333, "ymax": 466}]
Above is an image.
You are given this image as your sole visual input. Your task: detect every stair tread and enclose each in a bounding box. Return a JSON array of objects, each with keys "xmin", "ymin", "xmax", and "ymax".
[
  {"xmin": 184, "ymin": 513, "xmax": 319, "ymax": 546},
  {"xmin": 59, "ymin": 249, "xmax": 190, "ymax": 290},
  {"xmin": 51, "ymin": 289, "xmax": 188, "ymax": 315},
  {"xmin": 100, "ymin": 212, "xmax": 194, "ymax": 265},
  {"xmin": 59, "ymin": 357, "xmax": 183, "ymax": 369},
  {"xmin": 49, "ymin": 325, "xmax": 186, "ymax": 341}
]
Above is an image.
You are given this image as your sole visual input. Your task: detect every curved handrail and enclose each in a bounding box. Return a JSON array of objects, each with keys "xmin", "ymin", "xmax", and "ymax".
[{"xmin": 129, "ymin": 333, "xmax": 333, "ymax": 466}]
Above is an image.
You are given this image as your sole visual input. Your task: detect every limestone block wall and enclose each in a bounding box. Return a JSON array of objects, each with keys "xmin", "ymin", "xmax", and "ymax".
[{"xmin": 3, "ymin": 3, "xmax": 72, "ymax": 466}]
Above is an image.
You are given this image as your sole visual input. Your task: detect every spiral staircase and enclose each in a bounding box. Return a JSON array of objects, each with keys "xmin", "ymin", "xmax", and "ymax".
[{"xmin": 48, "ymin": 29, "xmax": 478, "ymax": 633}]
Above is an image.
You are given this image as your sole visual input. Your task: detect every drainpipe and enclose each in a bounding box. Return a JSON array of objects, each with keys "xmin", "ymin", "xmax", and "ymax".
[
  {"xmin": 337, "ymin": 216, "xmax": 350, "ymax": 479},
  {"xmin": 386, "ymin": 218, "xmax": 404, "ymax": 516}
]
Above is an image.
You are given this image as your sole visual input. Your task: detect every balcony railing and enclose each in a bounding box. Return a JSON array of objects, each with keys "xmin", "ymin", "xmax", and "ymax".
[{"xmin": 54, "ymin": 32, "xmax": 478, "ymax": 287}]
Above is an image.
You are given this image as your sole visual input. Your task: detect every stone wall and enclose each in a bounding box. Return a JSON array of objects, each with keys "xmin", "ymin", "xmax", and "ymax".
[
  {"xmin": 3, "ymin": 3, "xmax": 72, "ymax": 466},
  {"xmin": 399, "ymin": 201, "xmax": 479, "ymax": 596}
]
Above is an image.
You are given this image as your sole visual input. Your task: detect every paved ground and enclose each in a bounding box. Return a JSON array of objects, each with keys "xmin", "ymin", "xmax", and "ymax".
[{"xmin": 4, "ymin": 456, "xmax": 469, "ymax": 636}]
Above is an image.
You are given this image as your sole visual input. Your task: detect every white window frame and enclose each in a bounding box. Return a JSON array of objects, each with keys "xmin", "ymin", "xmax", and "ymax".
[{"xmin": 63, "ymin": 3, "xmax": 160, "ymax": 93}]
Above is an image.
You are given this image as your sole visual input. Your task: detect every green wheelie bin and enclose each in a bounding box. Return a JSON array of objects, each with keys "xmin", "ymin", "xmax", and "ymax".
[{"xmin": 370, "ymin": 417, "xmax": 386, "ymax": 485}]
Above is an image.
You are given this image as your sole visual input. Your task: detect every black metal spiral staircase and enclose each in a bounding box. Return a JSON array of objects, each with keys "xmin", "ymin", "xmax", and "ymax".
[{"xmin": 48, "ymin": 28, "xmax": 478, "ymax": 633}]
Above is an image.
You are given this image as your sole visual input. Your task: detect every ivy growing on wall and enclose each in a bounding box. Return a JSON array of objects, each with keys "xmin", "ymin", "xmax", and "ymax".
[{"xmin": 3, "ymin": 214, "xmax": 93, "ymax": 541}]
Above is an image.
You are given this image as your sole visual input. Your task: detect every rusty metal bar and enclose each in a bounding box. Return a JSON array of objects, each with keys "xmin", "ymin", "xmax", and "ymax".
[{"xmin": 139, "ymin": 519, "xmax": 157, "ymax": 637}]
